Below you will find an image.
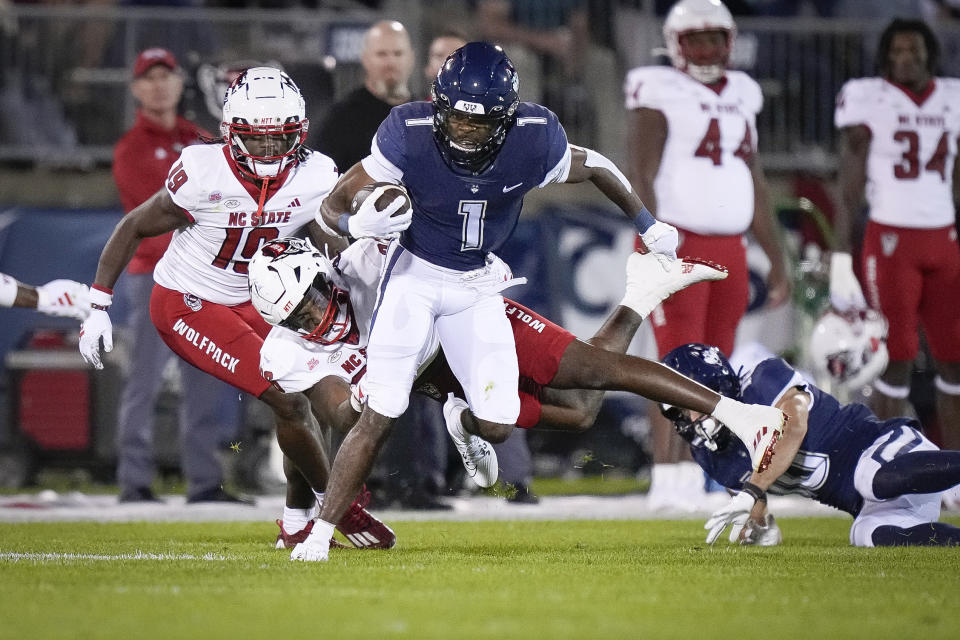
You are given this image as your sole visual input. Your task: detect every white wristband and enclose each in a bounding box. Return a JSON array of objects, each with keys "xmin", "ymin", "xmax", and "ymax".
[
  {"xmin": 0, "ymin": 273, "xmax": 18, "ymax": 307},
  {"xmin": 89, "ymin": 287, "xmax": 113, "ymax": 308}
]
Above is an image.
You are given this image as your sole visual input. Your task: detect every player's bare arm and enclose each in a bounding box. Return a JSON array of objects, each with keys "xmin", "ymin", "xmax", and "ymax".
[
  {"xmin": 626, "ymin": 107, "xmax": 667, "ymax": 213},
  {"xmin": 93, "ymin": 188, "xmax": 190, "ymax": 290},
  {"xmin": 566, "ymin": 142, "xmax": 677, "ymax": 258},
  {"xmin": 750, "ymin": 387, "xmax": 809, "ymax": 491},
  {"xmin": 318, "ymin": 162, "xmax": 374, "ymax": 231},
  {"xmin": 747, "ymin": 158, "xmax": 791, "ymax": 307},
  {"xmin": 304, "ymin": 375, "xmax": 359, "ymax": 435},
  {"xmin": 741, "ymin": 387, "xmax": 809, "ymax": 523},
  {"xmin": 565, "ymin": 145, "xmax": 645, "ymax": 214},
  {"xmin": 305, "ymin": 220, "xmax": 349, "ymax": 258},
  {"xmin": 836, "ymin": 124, "xmax": 871, "ymax": 253}
]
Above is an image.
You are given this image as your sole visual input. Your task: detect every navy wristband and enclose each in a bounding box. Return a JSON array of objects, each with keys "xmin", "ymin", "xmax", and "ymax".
[
  {"xmin": 632, "ymin": 206, "xmax": 656, "ymax": 234},
  {"xmin": 741, "ymin": 481, "xmax": 767, "ymax": 503},
  {"xmin": 338, "ymin": 213, "xmax": 352, "ymax": 235}
]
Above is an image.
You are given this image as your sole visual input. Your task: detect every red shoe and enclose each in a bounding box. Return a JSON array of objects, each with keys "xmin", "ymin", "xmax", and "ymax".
[
  {"xmin": 336, "ymin": 486, "xmax": 397, "ymax": 549},
  {"xmin": 275, "ymin": 519, "xmax": 347, "ymax": 550}
]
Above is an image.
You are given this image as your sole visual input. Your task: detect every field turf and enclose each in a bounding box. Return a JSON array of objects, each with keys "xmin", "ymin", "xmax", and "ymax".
[{"xmin": 2, "ymin": 518, "xmax": 958, "ymax": 639}]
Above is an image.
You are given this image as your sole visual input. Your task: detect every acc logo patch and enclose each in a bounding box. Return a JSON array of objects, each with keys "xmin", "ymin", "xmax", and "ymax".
[
  {"xmin": 208, "ymin": 191, "xmax": 222, "ymax": 202},
  {"xmin": 183, "ymin": 294, "xmax": 203, "ymax": 312}
]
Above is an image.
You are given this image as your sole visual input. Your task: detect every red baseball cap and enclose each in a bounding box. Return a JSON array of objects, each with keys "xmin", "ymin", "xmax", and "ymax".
[{"xmin": 133, "ymin": 47, "xmax": 179, "ymax": 77}]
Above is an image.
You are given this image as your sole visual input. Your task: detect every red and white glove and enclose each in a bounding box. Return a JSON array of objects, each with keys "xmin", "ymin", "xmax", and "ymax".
[
  {"xmin": 349, "ymin": 375, "xmax": 367, "ymax": 413},
  {"xmin": 78, "ymin": 287, "xmax": 114, "ymax": 370},
  {"xmin": 36, "ymin": 279, "xmax": 90, "ymax": 320}
]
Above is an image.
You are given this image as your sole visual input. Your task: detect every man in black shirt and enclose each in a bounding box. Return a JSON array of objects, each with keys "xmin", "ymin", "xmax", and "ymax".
[{"xmin": 316, "ymin": 20, "xmax": 414, "ymax": 171}]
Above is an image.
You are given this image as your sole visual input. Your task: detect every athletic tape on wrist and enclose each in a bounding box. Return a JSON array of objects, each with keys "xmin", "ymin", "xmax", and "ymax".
[
  {"xmin": 872, "ymin": 378, "xmax": 910, "ymax": 399},
  {"xmin": 88, "ymin": 287, "xmax": 113, "ymax": 309},
  {"xmin": 632, "ymin": 206, "xmax": 656, "ymax": 234},
  {"xmin": 740, "ymin": 481, "xmax": 767, "ymax": 503},
  {"xmin": 0, "ymin": 274, "xmax": 17, "ymax": 307}
]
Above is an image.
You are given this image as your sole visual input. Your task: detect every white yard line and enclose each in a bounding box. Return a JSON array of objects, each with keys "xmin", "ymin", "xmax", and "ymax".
[{"xmin": 0, "ymin": 551, "xmax": 232, "ymax": 562}]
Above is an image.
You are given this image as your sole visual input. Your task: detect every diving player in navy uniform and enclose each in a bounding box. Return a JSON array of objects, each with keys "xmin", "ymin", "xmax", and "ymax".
[
  {"xmin": 662, "ymin": 343, "xmax": 960, "ymax": 547},
  {"xmin": 293, "ymin": 42, "xmax": 785, "ymax": 561}
]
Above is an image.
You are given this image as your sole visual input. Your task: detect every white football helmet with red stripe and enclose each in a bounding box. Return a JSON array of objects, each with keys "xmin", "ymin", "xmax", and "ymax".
[
  {"xmin": 248, "ymin": 237, "xmax": 354, "ymax": 345},
  {"xmin": 663, "ymin": 0, "xmax": 736, "ymax": 84},
  {"xmin": 809, "ymin": 309, "xmax": 889, "ymax": 392},
  {"xmin": 221, "ymin": 66, "xmax": 308, "ymax": 179}
]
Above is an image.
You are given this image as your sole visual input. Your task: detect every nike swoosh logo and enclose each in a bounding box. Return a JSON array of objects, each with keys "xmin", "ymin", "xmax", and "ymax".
[{"xmin": 502, "ymin": 183, "xmax": 523, "ymax": 193}]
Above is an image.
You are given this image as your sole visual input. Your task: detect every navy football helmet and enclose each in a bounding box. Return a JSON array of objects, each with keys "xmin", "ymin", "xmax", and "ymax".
[
  {"xmin": 431, "ymin": 42, "xmax": 519, "ymax": 173},
  {"xmin": 661, "ymin": 343, "xmax": 741, "ymax": 450}
]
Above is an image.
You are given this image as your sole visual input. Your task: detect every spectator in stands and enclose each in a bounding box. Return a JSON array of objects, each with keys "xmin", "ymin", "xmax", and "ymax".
[
  {"xmin": 624, "ymin": 0, "xmax": 789, "ymax": 511},
  {"xmin": 424, "ymin": 29, "xmax": 468, "ymax": 91},
  {"xmin": 0, "ymin": 273, "xmax": 89, "ymax": 320},
  {"xmin": 315, "ymin": 20, "xmax": 414, "ymax": 172},
  {"xmin": 111, "ymin": 48, "xmax": 245, "ymax": 504},
  {"xmin": 832, "ymin": 19, "xmax": 960, "ymax": 462},
  {"xmin": 474, "ymin": 0, "xmax": 620, "ymax": 154}
]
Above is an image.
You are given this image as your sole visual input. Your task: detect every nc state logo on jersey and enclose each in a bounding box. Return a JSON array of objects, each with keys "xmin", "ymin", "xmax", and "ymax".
[
  {"xmin": 880, "ymin": 233, "xmax": 899, "ymax": 257},
  {"xmin": 183, "ymin": 293, "xmax": 203, "ymax": 311}
]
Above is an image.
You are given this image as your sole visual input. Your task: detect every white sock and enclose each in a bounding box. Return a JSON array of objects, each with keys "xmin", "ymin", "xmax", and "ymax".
[
  {"xmin": 710, "ymin": 395, "xmax": 742, "ymax": 426},
  {"xmin": 311, "ymin": 491, "xmax": 325, "ymax": 512},
  {"xmin": 282, "ymin": 507, "xmax": 313, "ymax": 533},
  {"xmin": 312, "ymin": 519, "xmax": 336, "ymax": 542}
]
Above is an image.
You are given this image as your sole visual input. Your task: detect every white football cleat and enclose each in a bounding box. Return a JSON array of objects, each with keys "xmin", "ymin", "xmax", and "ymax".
[
  {"xmin": 718, "ymin": 402, "xmax": 785, "ymax": 473},
  {"xmin": 443, "ymin": 394, "xmax": 499, "ymax": 488},
  {"xmin": 290, "ymin": 531, "xmax": 331, "ymax": 562},
  {"xmin": 620, "ymin": 251, "xmax": 728, "ymax": 320}
]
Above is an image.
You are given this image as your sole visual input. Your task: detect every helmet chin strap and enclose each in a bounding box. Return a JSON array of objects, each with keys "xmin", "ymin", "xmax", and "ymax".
[{"xmin": 255, "ymin": 174, "xmax": 270, "ymax": 217}]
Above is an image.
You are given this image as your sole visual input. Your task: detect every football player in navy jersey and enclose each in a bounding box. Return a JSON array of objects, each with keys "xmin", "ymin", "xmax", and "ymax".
[
  {"xmin": 662, "ymin": 343, "xmax": 960, "ymax": 547},
  {"xmin": 292, "ymin": 41, "xmax": 785, "ymax": 561}
]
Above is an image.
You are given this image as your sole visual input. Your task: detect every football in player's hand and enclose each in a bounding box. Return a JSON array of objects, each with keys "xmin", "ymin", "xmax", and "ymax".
[{"xmin": 350, "ymin": 182, "xmax": 412, "ymax": 217}]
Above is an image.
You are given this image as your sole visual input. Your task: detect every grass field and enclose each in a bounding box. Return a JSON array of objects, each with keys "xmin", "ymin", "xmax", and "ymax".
[{"xmin": 2, "ymin": 518, "xmax": 958, "ymax": 640}]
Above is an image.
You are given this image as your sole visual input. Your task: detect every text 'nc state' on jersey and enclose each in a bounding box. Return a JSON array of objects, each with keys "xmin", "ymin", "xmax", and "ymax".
[
  {"xmin": 899, "ymin": 114, "xmax": 946, "ymax": 128},
  {"xmin": 227, "ymin": 210, "xmax": 293, "ymax": 227},
  {"xmin": 172, "ymin": 318, "xmax": 239, "ymax": 372}
]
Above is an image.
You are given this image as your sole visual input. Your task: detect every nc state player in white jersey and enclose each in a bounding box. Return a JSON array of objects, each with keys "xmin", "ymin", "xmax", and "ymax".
[
  {"xmin": 833, "ymin": 19, "xmax": 960, "ymax": 454},
  {"xmin": 623, "ymin": 0, "xmax": 790, "ymax": 510},
  {"xmin": 78, "ymin": 68, "xmax": 397, "ymax": 548}
]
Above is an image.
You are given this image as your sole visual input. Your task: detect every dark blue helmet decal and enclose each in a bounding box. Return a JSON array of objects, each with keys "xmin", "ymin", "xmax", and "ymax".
[{"xmin": 431, "ymin": 42, "xmax": 520, "ymax": 173}]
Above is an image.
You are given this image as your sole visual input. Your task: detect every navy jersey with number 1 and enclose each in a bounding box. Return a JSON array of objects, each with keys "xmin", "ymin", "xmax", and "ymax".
[{"xmin": 364, "ymin": 101, "xmax": 570, "ymax": 270}]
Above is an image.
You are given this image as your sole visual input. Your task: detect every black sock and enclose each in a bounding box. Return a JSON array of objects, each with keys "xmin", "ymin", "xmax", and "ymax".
[
  {"xmin": 872, "ymin": 450, "xmax": 960, "ymax": 500},
  {"xmin": 871, "ymin": 523, "xmax": 960, "ymax": 547}
]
